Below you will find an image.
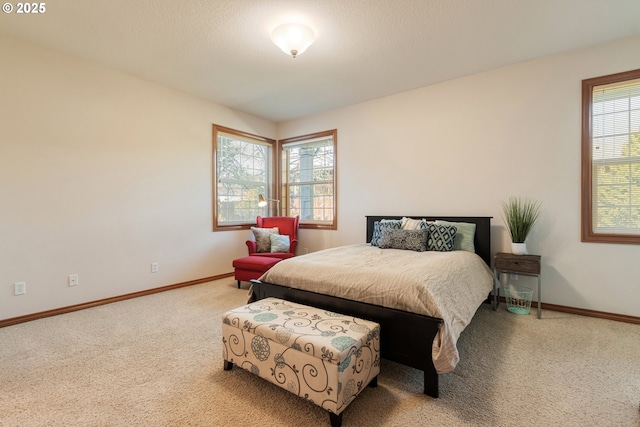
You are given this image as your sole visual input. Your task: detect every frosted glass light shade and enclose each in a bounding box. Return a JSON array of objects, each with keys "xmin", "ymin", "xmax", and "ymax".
[{"xmin": 271, "ymin": 23, "xmax": 315, "ymax": 58}]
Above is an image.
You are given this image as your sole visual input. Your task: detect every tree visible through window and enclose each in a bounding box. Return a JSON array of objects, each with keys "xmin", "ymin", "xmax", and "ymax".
[
  {"xmin": 582, "ymin": 69, "xmax": 640, "ymax": 244},
  {"xmin": 213, "ymin": 125, "xmax": 275, "ymax": 230},
  {"xmin": 281, "ymin": 130, "xmax": 337, "ymax": 230}
]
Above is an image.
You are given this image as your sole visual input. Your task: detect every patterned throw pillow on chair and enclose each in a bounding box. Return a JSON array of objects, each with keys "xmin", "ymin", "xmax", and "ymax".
[
  {"xmin": 426, "ymin": 223, "xmax": 457, "ymax": 251},
  {"xmin": 251, "ymin": 227, "xmax": 280, "ymax": 252}
]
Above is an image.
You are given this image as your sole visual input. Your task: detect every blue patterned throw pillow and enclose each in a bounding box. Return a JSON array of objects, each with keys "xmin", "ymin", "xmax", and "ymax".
[
  {"xmin": 370, "ymin": 219, "xmax": 402, "ymax": 246},
  {"xmin": 426, "ymin": 223, "xmax": 457, "ymax": 252},
  {"xmin": 378, "ymin": 229, "xmax": 428, "ymax": 252}
]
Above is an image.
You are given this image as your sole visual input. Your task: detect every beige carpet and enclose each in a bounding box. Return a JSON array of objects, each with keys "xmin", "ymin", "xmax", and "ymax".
[{"xmin": 1, "ymin": 279, "xmax": 638, "ymax": 427}]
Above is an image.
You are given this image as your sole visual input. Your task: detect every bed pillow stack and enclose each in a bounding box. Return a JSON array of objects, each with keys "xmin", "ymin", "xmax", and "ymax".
[{"xmin": 371, "ymin": 217, "xmax": 475, "ymax": 253}]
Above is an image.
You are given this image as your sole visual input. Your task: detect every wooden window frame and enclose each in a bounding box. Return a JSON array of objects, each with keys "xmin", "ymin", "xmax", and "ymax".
[
  {"xmin": 212, "ymin": 124, "xmax": 276, "ymax": 231},
  {"xmin": 280, "ymin": 129, "xmax": 338, "ymax": 230},
  {"xmin": 213, "ymin": 125, "xmax": 337, "ymax": 231},
  {"xmin": 581, "ymin": 68, "xmax": 640, "ymax": 244}
]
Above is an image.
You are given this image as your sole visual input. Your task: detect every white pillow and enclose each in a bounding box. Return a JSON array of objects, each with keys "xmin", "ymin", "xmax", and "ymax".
[
  {"xmin": 270, "ymin": 234, "xmax": 291, "ymax": 253},
  {"xmin": 401, "ymin": 217, "xmax": 426, "ymax": 230}
]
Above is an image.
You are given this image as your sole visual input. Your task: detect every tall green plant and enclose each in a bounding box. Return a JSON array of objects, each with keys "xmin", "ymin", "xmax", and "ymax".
[{"xmin": 501, "ymin": 197, "xmax": 542, "ymax": 243}]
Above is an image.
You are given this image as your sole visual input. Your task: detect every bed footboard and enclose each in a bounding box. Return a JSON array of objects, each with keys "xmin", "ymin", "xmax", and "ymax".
[{"xmin": 250, "ymin": 279, "xmax": 444, "ymax": 397}]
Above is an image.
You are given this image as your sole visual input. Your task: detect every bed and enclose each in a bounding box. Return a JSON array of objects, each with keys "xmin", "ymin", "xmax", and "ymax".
[{"xmin": 249, "ymin": 215, "xmax": 493, "ymax": 398}]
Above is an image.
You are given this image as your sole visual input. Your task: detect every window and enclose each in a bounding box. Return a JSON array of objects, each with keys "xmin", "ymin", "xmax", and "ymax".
[
  {"xmin": 213, "ymin": 125, "xmax": 275, "ymax": 230},
  {"xmin": 281, "ymin": 130, "xmax": 337, "ymax": 230},
  {"xmin": 582, "ymin": 69, "xmax": 640, "ymax": 244}
]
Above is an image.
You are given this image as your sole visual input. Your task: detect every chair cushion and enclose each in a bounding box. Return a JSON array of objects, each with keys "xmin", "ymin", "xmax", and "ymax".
[{"xmin": 249, "ymin": 253, "xmax": 295, "ymax": 260}]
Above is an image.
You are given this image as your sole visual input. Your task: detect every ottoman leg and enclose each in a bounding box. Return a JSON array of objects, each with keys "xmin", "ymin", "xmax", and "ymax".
[
  {"xmin": 369, "ymin": 375, "xmax": 378, "ymax": 388},
  {"xmin": 223, "ymin": 360, "xmax": 233, "ymax": 371},
  {"xmin": 237, "ymin": 280, "xmax": 241, "ymax": 289},
  {"xmin": 329, "ymin": 412, "xmax": 343, "ymax": 427}
]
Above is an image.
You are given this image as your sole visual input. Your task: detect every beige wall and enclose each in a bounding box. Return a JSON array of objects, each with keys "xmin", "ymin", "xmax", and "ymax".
[
  {"xmin": 0, "ymin": 35, "xmax": 275, "ymax": 320},
  {"xmin": 3, "ymin": 32, "xmax": 640, "ymax": 321},
  {"xmin": 279, "ymin": 35, "xmax": 640, "ymax": 317}
]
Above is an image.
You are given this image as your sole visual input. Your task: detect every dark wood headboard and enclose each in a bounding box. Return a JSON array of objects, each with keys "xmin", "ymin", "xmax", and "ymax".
[{"xmin": 365, "ymin": 216, "xmax": 492, "ymax": 267}]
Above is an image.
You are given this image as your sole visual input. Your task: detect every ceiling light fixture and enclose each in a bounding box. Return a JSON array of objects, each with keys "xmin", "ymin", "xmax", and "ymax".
[{"xmin": 271, "ymin": 23, "xmax": 315, "ymax": 58}]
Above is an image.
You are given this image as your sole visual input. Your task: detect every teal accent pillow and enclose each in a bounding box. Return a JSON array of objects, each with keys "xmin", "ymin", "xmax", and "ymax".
[
  {"xmin": 270, "ymin": 234, "xmax": 290, "ymax": 253},
  {"xmin": 426, "ymin": 223, "xmax": 457, "ymax": 252},
  {"xmin": 435, "ymin": 220, "xmax": 476, "ymax": 252}
]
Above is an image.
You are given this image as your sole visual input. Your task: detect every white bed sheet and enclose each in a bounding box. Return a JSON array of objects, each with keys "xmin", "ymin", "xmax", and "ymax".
[{"xmin": 259, "ymin": 244, "xmax": 493, "ymax": 373}]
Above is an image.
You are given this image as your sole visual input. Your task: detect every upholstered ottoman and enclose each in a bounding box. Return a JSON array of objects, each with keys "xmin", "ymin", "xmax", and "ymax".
[
  {"xmin": 233, "ymin": 256, "xmax": 282, "ymax": 288},
  {"xmin": 222, "ymin": 297, "xmax": 380, "ymax": 427}
]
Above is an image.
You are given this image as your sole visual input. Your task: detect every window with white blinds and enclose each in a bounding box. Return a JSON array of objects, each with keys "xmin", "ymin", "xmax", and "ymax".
[
  {"xmin": 281, "ymin": 130, "xmax": 337, "ymax": 229},
  {"xmin": 213, "ymin": 125, "xmax": 275, "ymax": 230},
  {"xmin": 582, "ymin": 69, "xmax": 640, "ymax": 244}
]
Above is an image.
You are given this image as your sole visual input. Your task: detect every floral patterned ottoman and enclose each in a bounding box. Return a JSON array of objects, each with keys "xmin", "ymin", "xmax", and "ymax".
[{"xmin": 222, "ymin": 297, "xmax": 381, "ymax": 427}]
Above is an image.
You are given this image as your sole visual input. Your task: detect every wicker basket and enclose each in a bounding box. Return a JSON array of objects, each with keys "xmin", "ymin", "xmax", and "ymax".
[{"xmin": 504, "ymin": 285, "xmax": 533, "ymax": 315}]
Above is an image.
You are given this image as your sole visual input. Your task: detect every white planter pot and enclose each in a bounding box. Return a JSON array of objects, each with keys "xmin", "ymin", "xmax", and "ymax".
[{"xmin": 511, "ymin": 242, "xmax": 527, "ymax": 255}]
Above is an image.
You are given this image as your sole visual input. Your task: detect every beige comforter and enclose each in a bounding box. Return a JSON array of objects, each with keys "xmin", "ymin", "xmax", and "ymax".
[{"xmin": 259, "ymin": 244, "xmax": 493, "ymax": 373}]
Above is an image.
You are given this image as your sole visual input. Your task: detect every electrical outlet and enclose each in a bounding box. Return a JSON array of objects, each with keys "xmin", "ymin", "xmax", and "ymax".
[
  {"xmin": 14, "ymin": 282, "xmax": 26, "ymax": 296},
  {"xmin": 509, "ymin": 273, "xmax": 518, "ymax": 280},
  {"xmin": 68, "ymin": 274, "xmax": 79, "ymax": 287},
  {"xmin": 151, "ymin": 262, "xmax": 159, "ymax": 273}
]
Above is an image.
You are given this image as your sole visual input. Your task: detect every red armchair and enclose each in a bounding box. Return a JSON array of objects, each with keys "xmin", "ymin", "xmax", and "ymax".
[{"xmin": 246, "ymin": 215, "xmax": 299, "ymax": 259}]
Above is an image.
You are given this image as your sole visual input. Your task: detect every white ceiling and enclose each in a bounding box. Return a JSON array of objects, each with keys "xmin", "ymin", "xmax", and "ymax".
[{"xmin": 2, "ymin": 0, "xmax": 640, "ymax": 122}]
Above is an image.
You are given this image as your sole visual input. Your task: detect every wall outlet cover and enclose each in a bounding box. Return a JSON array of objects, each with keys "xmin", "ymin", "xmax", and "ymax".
[
  {"xmin": 69, "ymin": 274, "xmax": 79, "ymax": 286},
  {"xmin": 14, "ymin": 282, "xmax": 26, "ymax": 295}
]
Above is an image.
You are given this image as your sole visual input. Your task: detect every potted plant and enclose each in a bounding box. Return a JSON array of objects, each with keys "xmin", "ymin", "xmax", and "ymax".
[{"xmin": 501, "ymin": 196, "xmax": 542, "ymax": 255}]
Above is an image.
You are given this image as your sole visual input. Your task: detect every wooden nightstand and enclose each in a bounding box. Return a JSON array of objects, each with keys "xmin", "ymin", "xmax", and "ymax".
[{"xmin": 493, "ymin": 252, "xmax": 542, "ymax": 318}]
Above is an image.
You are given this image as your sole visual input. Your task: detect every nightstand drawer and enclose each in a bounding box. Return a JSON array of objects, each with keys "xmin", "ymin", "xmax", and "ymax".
[{"xmin": 494, "ymin": 253, "xmax": 541, "ymax": 275}]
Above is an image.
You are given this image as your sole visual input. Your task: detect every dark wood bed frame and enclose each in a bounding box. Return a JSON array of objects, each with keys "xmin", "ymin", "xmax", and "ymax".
[{"xmin": 250, "ymin": 215, "xmax": 492, "ymax": 398}]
